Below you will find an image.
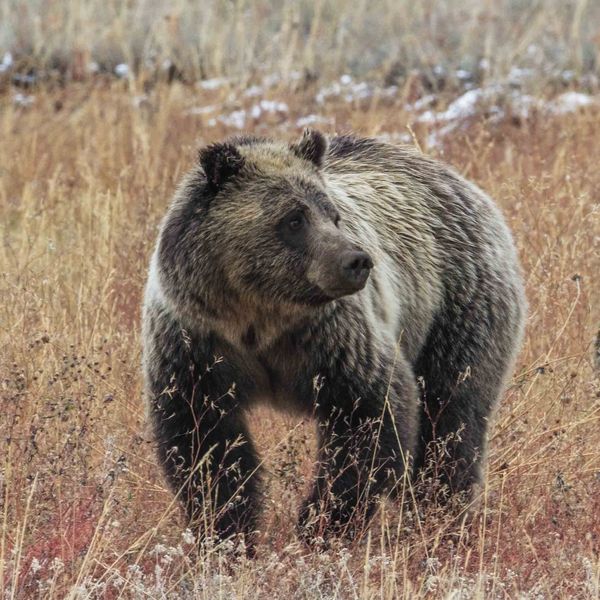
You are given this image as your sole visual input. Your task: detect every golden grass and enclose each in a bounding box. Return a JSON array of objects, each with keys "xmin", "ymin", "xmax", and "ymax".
[{"xmin": 1, "ymin": 81, "xmax": 599, "ymax": 598}]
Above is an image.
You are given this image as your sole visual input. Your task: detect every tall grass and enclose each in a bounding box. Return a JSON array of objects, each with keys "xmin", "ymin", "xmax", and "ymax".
[{"xmin": 0, "ymin": 76, "xmax": 599, "ymax": 597}]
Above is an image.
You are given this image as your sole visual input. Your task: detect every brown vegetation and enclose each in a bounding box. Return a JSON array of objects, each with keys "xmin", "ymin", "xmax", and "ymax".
[{"xmin": 1, "ymin": 49, "xmax": 599, "ymax": 600}]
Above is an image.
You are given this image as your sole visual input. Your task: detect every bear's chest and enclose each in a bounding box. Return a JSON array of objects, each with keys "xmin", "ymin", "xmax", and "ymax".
[{"xmin": 231, "ymin": 327, "xmax": 315, "ymax": 414}]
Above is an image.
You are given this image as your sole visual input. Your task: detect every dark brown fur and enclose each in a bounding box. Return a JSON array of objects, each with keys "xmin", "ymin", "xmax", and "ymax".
[{"xmin": 142, "ymin": 130, "xmax": 526, "ymax": 548}]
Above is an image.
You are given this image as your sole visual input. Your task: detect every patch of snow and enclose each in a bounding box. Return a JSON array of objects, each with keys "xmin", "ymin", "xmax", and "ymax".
[
  {"xmin": 248, "ymin": 99, "xmax": 288, "ymax": 120},
  {"xmin": 219, "ymin": 109, "xmax": 246, "ymax": 129},
  {"xmin": 13, "ymin": 93, "xmax": 35, "ymax": 107},
  {"xmin": 316, "ymin": 75, "xmax": 389, "ymax": 105},
  {"xmin": 561, "ymin": 70, "xmax": 576, "ymax": 84},
  {"xmin": 181, "ymin": 529, "xmax": 196, "ymax": 546},
  {"xmin": 417, "ymin": 86, "xmax": 503, "ymax": 124},
  {"xmin": 207, "ymin": 102, "xmax": 289, "ymax": 128},
  {"xmin": 0, "ymin": 51, "xmax": 13, "ymax": 72},
  {"xmin": 87, "ymin": 61, "xmax": 99, "ymax": 74},
  {"xmin": 344, "ymin": 81, "xmax": 372, "ymax": 102},
  {"xmin": 427, "ymin": 121, "xmax": 461, "ymax": 148},
  {"xmin": 244, "ymin": 85, "xmax": 263, "ymax": 98},
  {"xmin": 376, "ymin": 132, "xmax": 412, "ymax": 144},
  {"xmin": 416, "ymin": 109, "xmax": 436, "ymax": 124},
  {"xmin": 487, "ymin": 105, "xmax": 505, "ymax": 123},
  {"xmin": 418, "ymin": 86, "xmax": 564, "ymax": 125},
  {"xmin": 250, "ymin": 104, "xmax": 262, "ymax": 119},
  {"xmin": 508, "ymin": 66, "xmax": 534, "ymax": 87},
  {"xmin": 296, "ymin": 114, "xmax": 334, "ymax": 128},
  {"xmin": 405, "ymin": 94, "xmax": 437, "ymax": 113},
  {"xmin": 186, "ymin": 105, "xmax": 218, "ymax": 116},
  {"xmin": 430, "ymin": 88, "xmax": 485, "ymax": 121},
  {"xmin": 433, "ymin": 65, "xmax": 446, "ymax": 78},
  {"xmin": 30, "ymin": 557, "xmax": 42, "ymax": 574},
  {"xmin": 547, "ymin": 91, "xmax": 596, "ymax": 114},
  {"xmin": 316, "ymin": 82, "xmax": 341, "ymax": 104},
  {"xmin": 406, "ymin": 76, "xmax": 597, "ymax": 151},
  {"xmin": 262, "ymin": 73, "xmax": 280, "ymax": 88},
  {"xmin": 511, "ymin": 93, "xmax": 542, "ymax": 119},
  {"xmin": 198, "ymin": 77, "xmax": 228, "ymax": 90},
  {"xmin": 12, "ymin": 73, "xmax": 36, "ymax": 85},
  {"xmin": 114, "ymin": 63, "xmax": 130, "ymax": 78},
  {"xmin": 455, "ymin": 69, "xmax": 472, "ymax": 81},
  {"xmin": 259, "ymin": 99, "xmax": 288, "ymax": 113}
]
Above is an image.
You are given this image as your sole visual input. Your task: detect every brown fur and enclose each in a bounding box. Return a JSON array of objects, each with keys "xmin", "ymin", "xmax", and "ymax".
[{"xmin": 142, "ymin": 131, "xmax": 526, "ymax": 547}]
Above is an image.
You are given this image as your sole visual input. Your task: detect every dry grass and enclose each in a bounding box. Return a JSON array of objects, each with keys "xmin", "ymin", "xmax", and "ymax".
[{"xmin": 0, "ymin": 75, "xmax": 599, "ymax": 598}]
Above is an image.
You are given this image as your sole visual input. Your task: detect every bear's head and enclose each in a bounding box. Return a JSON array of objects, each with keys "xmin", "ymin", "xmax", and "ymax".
[{"xmin": 157, "ymin": 130, "xmax": 373, "ymax": 326}]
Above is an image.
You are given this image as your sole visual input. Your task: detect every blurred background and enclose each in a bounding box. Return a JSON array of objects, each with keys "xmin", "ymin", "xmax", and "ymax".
[{"xmin": 2, "ymin": 0, "xmax": 599, "ymax": 90}]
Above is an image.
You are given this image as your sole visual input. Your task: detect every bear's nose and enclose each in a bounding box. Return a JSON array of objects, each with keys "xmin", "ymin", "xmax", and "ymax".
[{"xmin": 340, "ymin": 250, "xmax": 373, "ymax": 290}]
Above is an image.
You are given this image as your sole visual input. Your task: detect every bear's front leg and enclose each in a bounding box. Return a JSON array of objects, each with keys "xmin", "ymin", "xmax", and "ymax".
[
  {"xmin": 298, "ymin": 351, "xmax": 419, "ymax": 541},
  {"xmin": 153, "ymin": 385, "xmax": 262, "ymax": 549},
  {"xmin": 144, "ymin": 310, "xmax": 262, "ymax": 550}
]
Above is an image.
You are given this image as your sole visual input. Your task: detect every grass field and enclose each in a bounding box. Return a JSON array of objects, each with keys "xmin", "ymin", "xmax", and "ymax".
[{"xmin": 1, "ymin": 3, "xmax": 600, "ymax": 598}]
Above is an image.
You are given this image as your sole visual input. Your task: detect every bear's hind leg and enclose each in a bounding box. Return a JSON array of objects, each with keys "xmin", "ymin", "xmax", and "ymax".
[
  {"xmin": 412, "ymin": 295, "xmax": 524, "ymax": 504},
  {"xmin": 413, "ymin": 374, "xmax": 495, "ymax": 503}
]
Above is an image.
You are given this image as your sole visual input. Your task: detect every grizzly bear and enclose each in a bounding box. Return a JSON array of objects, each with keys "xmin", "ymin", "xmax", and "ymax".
[{"xmin": 142, "ymin": 130, "xmax": 526, "ymax": 547}]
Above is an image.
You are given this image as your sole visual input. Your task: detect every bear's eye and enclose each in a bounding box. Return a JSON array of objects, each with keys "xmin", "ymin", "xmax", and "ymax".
[{"xmin": 288, "ymin": 212, "xmax": 305, "ymax": 232}]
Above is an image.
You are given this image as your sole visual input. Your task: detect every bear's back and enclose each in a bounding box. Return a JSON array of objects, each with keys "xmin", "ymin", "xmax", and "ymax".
[{"xmin": 322, "ymin": 135, "xmax": 525, "ymax": 361}]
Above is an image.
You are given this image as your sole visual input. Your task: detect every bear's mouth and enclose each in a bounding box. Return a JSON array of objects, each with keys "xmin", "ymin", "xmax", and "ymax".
[
  {"xmin": 299, "ymin": 282, "xmax": 366, "ymax": 306},
  {"xmin": 323, "ymin": 281, "xmax": 369, "ymax": 298},
  {"xmin": 295, "ymin": 284, "xmax": 338, "ymax": 306}
]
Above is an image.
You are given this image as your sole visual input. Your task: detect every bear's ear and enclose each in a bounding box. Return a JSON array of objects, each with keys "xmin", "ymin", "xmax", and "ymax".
[
  {"xmin": 290, "ymin": 129, "xmax": 328, "ymax": 168},
  {"xmin": 198, "ymin": 142, "xmax": 246, "ymax": 192}
]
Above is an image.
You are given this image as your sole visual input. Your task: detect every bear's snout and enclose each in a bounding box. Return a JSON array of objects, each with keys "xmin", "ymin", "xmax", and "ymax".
[
  {"xmin": 339, "ymin": 250, "xmax": 373, "ymax": 291},
  {"xmin": 308, "ymin": 243, "xmax": 373, "ymax": 299}
]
